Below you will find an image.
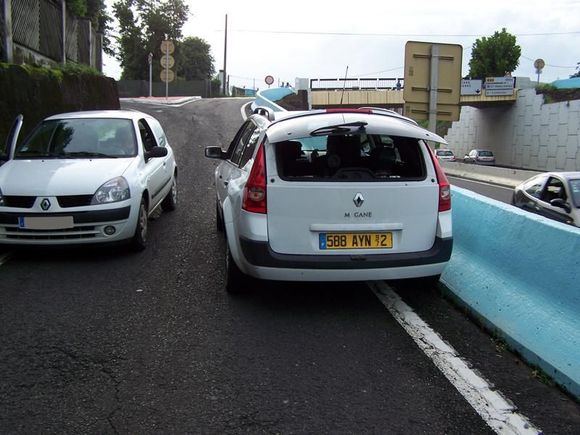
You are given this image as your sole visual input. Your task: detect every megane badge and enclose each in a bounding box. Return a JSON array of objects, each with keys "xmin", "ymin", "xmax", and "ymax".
[
  {"xmin": 353, "ymin": 193, "xmax": 364, "ymax": 208},
  {"xmin": 40, "ymin": 198, "xmax": 51, "ymax": 211}
]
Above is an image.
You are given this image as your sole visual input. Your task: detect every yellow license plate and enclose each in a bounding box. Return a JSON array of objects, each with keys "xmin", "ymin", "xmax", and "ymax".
[{"xmin": 319, "ymin": 232, "xmax": 393, "ymax": 250}]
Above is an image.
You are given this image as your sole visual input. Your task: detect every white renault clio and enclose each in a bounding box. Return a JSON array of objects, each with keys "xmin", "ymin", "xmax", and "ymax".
[
  {"xmin": 0, "ymin": 110, "xmax": 177, "ymax": 250},
  {"xmin": 205, "ymin": 108, "xmax": 452, "ymax": 292}
]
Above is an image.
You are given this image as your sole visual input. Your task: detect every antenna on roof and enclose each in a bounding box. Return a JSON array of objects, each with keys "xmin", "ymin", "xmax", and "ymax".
[{"xmin": 340, "ymin": 65, "xmax": 349, "ymax": 105}]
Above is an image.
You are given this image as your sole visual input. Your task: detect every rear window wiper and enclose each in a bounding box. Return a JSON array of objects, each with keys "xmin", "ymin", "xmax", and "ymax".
[{"xmin": 310, "ymin": 121, "xmax": 367, "ymax": 137}]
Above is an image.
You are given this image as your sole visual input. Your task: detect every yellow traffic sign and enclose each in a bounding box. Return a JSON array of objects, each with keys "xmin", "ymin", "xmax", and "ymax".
[
  {"xmin": 404, "ymin": 41, "xmax": 462, "ymax": 105},
  {"xmin": 160, "ymin": 55, "xmax": 175, "ymax": 69},
  {"xmin": 160, "ymin": 69, "xmax": 175, "ymax": 83},
  {"xmin": 160, "ymin": 40, "xmax": 175, "ymax": 55}
]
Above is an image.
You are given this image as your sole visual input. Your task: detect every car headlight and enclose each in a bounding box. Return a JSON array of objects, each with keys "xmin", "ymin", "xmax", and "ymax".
[{"xmin": 91, "ymin": 177, "xmax": 131, "ymax": 204}]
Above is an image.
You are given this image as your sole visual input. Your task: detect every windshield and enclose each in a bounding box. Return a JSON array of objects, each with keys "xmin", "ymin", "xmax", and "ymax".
[
  {"xmin": 14, "ymin": 118, "xmax": 137, "ymax": 159},
  {"xmin": 569, "ymin": 179, "xmax": 580, "ymax": 208},
  {"xmin": 478, "ymin": 150, "xmax": 493, "ymax": 157},
  {"xmin": 437, "ymin": 150, "xmax": 454, "ymax": 156},
  {"xmin": 274, "ymin": 133, "xmax": 426, "ymax": 181}
]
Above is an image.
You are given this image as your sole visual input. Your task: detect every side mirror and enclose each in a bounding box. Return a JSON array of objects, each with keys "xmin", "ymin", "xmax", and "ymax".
[
  {"xmin": 145, "ymin": 146, "xmax": 168, "ymax": 160},
  {"xmin": 550, "ymin": 198, "xmax": 571, "ymax": 213},
  {"xmin": 205, "ymin": 146, "xmax": 226, "ymax": 159}
]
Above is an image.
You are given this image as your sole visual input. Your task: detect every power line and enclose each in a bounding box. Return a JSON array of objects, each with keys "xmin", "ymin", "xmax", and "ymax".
[
  {"xmin": 521, "ymin": 54, "xmax": 577, "ymax": 69},
  {"xmin": 233, "ymin": 29, "xmax": 580, "ymax": 38}
]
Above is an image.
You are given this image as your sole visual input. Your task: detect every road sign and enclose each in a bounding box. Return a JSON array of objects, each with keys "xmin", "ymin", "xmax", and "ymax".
[
  {"xmin": 160, "ymin": 55, "xmax": 175, "ymax": 69},
  {"xmin": 403, "ymin": 41, "xmax": 462, "ymax": 123},
  {"xmin": 534, "ymin": 58, "xmax": 545, "ymax": 70},
  {"xmin": 160, "ymin": 40, "xmax": 175, "ymax": 54},
  {"xmin": 461, "ymin": 79, "xmax": 482, "ymax": 96},
  {"xmin": 485, "ymin": 77, "xmax": 514, "ymax": 96},
  {"xmin": 160, "ymin": 69, "xmax": 175, "ymax": 83},
  {"xmin": 265, "ymin": 75, "xmax": 274, "ymax": 86}
]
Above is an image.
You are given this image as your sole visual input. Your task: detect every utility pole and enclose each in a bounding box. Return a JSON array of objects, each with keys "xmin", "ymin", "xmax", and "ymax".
[
  {"xmin": 148, "ymin": 52, "xmax": 153, "ymax": 97},
  {"xmin": 223, "ymin": 14, "xmax": 228, "ymax": 96}
]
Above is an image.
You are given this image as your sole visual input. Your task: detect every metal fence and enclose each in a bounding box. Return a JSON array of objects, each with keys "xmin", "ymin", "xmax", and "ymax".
[
  {"xmin": 4, "ymin": 0, "xmax": 101, "ymax": 69},
  {"xmin": 310, "ymin": 77, "xmax": 405, "ymax": 91}
]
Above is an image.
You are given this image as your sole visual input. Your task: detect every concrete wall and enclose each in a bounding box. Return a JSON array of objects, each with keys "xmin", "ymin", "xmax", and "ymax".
[
  {"xmin": 445, "ymin": 89, "xmax": 580, "ymax": 171},
  {"xmin": 443, "ymin": 187, "xmax": 580, "ymax": 399}
]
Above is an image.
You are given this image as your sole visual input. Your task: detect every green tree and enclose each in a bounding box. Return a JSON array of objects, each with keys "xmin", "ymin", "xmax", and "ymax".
[
  {"xmin": 176, "ymin": 37, "xmax": 215, "ymax": 80},
  {"xmin": 113, "ymin": 0, "xmax": 190, "ymax": 80},
  {"xmin": 571, "ymin": 62, "xmax": 580, "ymax": 78},
  {"xmin": 468, "ymin": 28, "xmax": 521, "ymax": 78}
]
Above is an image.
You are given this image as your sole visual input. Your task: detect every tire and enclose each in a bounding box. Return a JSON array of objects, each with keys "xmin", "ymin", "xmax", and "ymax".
[
  {"xmin": 131, "ymin": 198, "xmax": 148, "ymax": 251},
  {"xmin": 162, "ymin": 176, "xmax": 177, "ymax": 211},
  {"xmin": 224, "ymin": 240, "xmax": 247, "ymax": 294},
  {"xmin": 216, "ymin": 199, "xmax": 225, "ymax": 233}
]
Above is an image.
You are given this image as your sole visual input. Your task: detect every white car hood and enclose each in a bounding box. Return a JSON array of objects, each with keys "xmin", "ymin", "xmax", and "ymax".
[{"xmin": 0, "ymin": 158, "xmax": 135, "ymax": 196}]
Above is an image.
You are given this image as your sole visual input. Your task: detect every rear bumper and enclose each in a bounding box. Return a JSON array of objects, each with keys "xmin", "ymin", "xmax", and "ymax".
[{"xmin": 240, "ymin": 236, "xmax": 452, "ymax": 270}]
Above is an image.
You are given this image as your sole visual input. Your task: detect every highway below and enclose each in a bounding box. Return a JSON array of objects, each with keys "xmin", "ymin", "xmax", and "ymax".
[
  {"xmin": 0, "ymin": 98, "xmax": 578, "ymax": 433},
  {"xmin": 448, "ymin": 175, "xmax": 515, "ymax": 204}
]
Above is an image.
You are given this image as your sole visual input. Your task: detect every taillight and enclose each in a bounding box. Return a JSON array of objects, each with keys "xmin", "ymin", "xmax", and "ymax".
[
  {"xmin": 429, "ymin": 148, "xmax": 451, "ymax": 212},
  {"xmin": 242, "ymin": 143, "xmax": 267, "ymax": 214}
]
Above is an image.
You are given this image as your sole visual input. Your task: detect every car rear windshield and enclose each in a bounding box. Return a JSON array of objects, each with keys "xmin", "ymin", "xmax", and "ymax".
[
  {"xmin": 274, "ymin": 133, "xmax": 426, "ymax": 181},
  {"xmin": 15, "ymin": 118, "xmax": 137, "ymax": 159},
  {"xmin": 437, "ymin": 150, "xmax": 453, "ymax": 156},
  {"xmin": 478, "ymin": 150, "xmax": 493, "ymax": 156}
]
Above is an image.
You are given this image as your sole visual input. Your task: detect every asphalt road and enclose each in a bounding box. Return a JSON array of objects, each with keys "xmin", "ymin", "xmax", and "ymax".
[
  {"xmin": 448, "ymin": 176, "xmax": 515, "ymax": 204},
  {"xmin": 0, "ymin": 98, "xmax": 578, "ymax": 434}
]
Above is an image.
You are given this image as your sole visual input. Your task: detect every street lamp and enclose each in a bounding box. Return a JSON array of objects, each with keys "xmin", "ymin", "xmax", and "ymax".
[{"xmin": 148, "ymin": 52, "xmax": 153, "ymax": 97}]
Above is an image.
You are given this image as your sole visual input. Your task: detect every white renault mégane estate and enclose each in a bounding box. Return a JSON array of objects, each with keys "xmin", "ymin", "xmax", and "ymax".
[{"xmin": 205, "ymin": 108, "xmax": 452, "ymax": 293}]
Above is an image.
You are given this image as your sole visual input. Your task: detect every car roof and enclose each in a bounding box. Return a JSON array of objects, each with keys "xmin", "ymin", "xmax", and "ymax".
[
  {"xmin": 264, "ymin": 110, "xmax": 447, "ymax": 144},
  {"xmin": 545, "ymin": 172, "xmax": 580, "ymax": 180},
  {"xmin": 45, "ymin": 110, "xmax": 149, "ymax": 121}
]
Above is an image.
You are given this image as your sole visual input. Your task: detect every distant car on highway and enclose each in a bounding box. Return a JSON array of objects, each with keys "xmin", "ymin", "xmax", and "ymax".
[
  {"xmin": 512, "ymin": 172, "xmax": 580, "ymax": 227},
  {"xmin": 205, "ymin": 107, "xmax": 453, "ymax": 293},
  {"xmin": 435, "ymin": 149, "xmax": 456, "ymax": 162},
  {"xmin": 463, "ymin": 149, "xmax": 495, "ymax": 165},
  {"xmin": 0, "ymin": 110, "xmax": 178, "ymax": 250}
]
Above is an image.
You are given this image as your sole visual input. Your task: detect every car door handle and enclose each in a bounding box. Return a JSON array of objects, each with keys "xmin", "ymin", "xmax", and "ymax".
[{"xmin": 223, "ymin": 181, "xmax": 228, "ymax": 186}]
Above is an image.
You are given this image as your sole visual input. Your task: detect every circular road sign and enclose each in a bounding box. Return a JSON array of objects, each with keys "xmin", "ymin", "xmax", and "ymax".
[
  {"xmin": 265, "ymin": 75, "xmax": 274, "ymax": 86},
  {"xmin": 160, "ymin": 40, "xmax": 175, "ymax": 55},
  {"xmin": 160, "ymin": 69, "xmax": 175, "ymax": 83},
  {"xmin": 160, "ymin": 55, "xmax": 175, "ymax": 69},
  {"xmin": 534, "ymin": 58, "xmax": 545, "ymax": 70}
]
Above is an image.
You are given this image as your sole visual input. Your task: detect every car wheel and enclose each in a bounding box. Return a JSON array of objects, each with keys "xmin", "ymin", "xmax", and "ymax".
[
  {"xmin": 216, "ymin": 199, "xmax": 225, "ymax": 233},
  {"xmin": 224, "ymin": 240, "xmax": 247, "ymax": 294},
  {"xmin": 131, "ymin": 198, "xmax": 148, "ymax": 251},
  {"xmin": 162, "ymin": 176, "xmax": 177, "ymax": 211}
]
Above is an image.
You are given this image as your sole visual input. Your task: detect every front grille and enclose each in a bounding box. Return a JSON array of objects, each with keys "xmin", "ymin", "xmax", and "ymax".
[
  {"xmin": 5, "ymin": 226, "xmax": 98, "ymax": 240},
  {"xmin": 2, "ymin": 196, "xmax": 36, "ymax": 208},
  {"xmin": 57, "ymin": 195, "xmax": 93, "ymax": 208}
]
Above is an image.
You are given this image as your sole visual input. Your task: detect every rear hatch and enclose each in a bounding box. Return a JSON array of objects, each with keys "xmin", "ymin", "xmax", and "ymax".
[{"xmin": 264, "ymin": 114, "xmax": 442, "ymax": 256}]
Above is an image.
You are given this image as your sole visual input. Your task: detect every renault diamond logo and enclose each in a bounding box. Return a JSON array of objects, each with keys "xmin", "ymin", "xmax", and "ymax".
[
  {"xmin": 353, "ymin": 193, "xmax": 364, "ymax": 208},
  {"xmin": 40, "ymin": 198, "xmax": 51, "ymax": 211}
]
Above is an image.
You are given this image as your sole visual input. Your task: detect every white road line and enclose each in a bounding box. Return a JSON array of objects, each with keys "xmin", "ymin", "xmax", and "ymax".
[{"xmin": 368, "ymin": 281, "xmax": 541, "ymax": 435}]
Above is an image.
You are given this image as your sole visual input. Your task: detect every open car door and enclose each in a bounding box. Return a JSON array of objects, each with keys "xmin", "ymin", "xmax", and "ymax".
[{"xmin": 1, "ymin": 114, "xmax": 23, "ymax": 165}]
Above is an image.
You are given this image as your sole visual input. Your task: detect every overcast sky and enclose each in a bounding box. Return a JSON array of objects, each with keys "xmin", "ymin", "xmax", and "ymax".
[{"xmin": 103, "ymin": 0, "xmax": 580, "ymax": 88}]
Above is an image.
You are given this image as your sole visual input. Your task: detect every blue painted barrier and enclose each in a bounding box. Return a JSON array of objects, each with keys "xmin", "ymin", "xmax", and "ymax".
[
  {"xmin": 253, "ymin": 87, "xmax": 294, "ymax": 112},
  {"xmin": 442, "ymin": 187, "xmax": 580, "ymax": 398}
]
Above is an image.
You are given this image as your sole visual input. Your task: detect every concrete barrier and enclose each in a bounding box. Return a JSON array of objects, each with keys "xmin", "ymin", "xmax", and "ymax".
[
  {"xmin": 442, "ymin": 186, "xmax": 580, "ymax": 398},
  {"xmin": 441, "ymin": 161, "xmax": 542, "ymax": 188},
  {"xmin": 253, "ymin": 87, "xmax": 295, "ymax": 112}
]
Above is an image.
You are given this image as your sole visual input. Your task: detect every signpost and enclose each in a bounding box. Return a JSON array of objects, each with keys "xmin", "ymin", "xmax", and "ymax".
[
  {"xmin": 461, "ymin": 79, "xmax": 482, "ymax": 96},
  {"xmin": 403, "ymin": 41, "xmax": 462, "ymax": 130},
  {"xmin": 484, "ymin": 77, "xmax": 515, "ymax": 96},
  {"xmin": 160, "ymin": 38, "xmax": 175, "ymax": 100},
  {"xmin": 265, "ymin": 75, "xmax": 274, "ymax": 87},
  {"xmin": 148, "ymin": 52, "xmax": 153, "ymax": 97},
  {"xmin": 534, "ymin": 58, "xmax": 545, "ymax": 84}
]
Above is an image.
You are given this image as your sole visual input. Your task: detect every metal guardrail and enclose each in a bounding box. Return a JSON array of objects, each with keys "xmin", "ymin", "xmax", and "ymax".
[{"xmin": 310, "ymin": 77, "xmax": 404, "ymax": 91}]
